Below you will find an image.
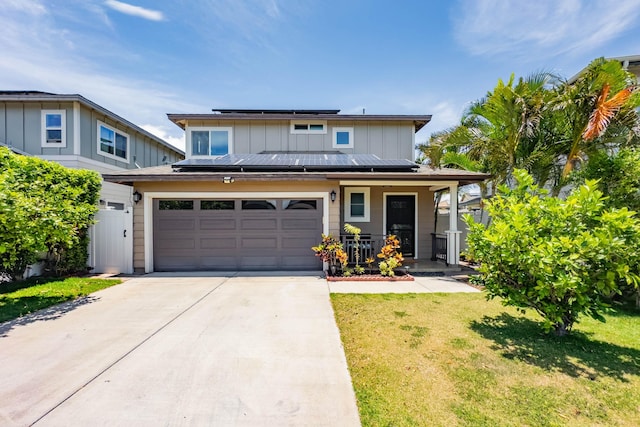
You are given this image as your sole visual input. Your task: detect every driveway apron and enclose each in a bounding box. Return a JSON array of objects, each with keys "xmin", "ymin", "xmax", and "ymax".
[{"xmin": 0, "ymin": 273, "xmax": 360, "ymax": 426}]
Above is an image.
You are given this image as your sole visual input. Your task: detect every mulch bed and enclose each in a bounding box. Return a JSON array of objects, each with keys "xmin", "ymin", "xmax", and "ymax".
[{"xmin": 325, "ymin": 273, "xmax": 414, "ymax": 282}]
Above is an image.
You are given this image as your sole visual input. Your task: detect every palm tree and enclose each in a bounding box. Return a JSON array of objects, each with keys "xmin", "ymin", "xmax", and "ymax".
[
  {"xmin": 551, "ymin": 58, "xmax": 640, "ymax": 180},
  {"xmin": 419, "ymin": 71, "xmax": 557, "ymax": 191},
  {"xmin": 419, "ymin": 58, "xmax": 640, "ymax": 194}
]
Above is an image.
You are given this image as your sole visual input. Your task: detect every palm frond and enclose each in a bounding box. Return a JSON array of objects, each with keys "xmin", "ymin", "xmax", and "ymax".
[{"xmin": 583, "ymin": 84, "xmax": 638, "ymax": 141}]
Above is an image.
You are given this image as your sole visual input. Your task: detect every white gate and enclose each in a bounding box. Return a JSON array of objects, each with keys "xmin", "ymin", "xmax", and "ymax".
[{"xmin": 91, "ymin": 208, "xmax": 133, "ymax": 274}]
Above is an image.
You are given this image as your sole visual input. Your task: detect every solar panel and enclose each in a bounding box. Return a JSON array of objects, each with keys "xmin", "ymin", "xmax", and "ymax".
[{"xmin": 172, "ymin": 153, "xmax": 418, "ymax": 172}]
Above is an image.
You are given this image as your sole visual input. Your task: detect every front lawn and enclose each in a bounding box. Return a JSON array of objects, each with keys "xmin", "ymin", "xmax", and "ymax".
[
  {"xmin": 331, "ymin": 293, "xmax": 640, "ymax": 426},
  {"xmin": 0, "ymin": 277, "xmax": 122, "ymax": 323}
]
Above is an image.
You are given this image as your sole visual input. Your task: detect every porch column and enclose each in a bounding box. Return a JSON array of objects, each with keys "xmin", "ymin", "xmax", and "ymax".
[{"xmin": 445, "ymin": 183, "xmax": 461, "ymax": 266}]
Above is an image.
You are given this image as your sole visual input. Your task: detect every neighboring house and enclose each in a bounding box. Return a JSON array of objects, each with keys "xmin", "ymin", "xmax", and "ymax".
[
  {"xmin": 0, "ymin": 91, "xmax": 184, "ymax": 274},
  {"xmin": 569, "ymin": 55, "xmax": 640, "ymax": 83},
  {"xmin": 104, "ymin": 109, "xmax": 489, "ymax": 273}
]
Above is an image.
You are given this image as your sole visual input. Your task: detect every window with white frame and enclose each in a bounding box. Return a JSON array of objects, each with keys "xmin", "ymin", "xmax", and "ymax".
[
  {"xmin": 332, "ymin": 127, "xmax": 353, "ymax": 149},
  {"xmin": 188, "ymin": 127, "xmax": 233, "ymax": 157},
  {"xmin": 344, "ymin": 187, "xmax": 370, "ymax": 222},
  {"xmin": 290, "ymin": 120, "xmax": 327, "ymax": 134},
  {"xmin": 98, "ymin": 121, "xmax": 129, "ymax": 162},
  {"xmin": 41, "ymin": 110, "xmax": 66, "ymax": 147}
]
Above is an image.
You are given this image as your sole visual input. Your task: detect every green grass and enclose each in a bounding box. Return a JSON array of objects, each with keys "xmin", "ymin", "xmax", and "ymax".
[
  {"xmin": 0, "ymin": 277, "xmax": 122, "ymax": 323},
  {"xmin": 331, "ymin": 293, "xmax": 640, "ymax": 427}
]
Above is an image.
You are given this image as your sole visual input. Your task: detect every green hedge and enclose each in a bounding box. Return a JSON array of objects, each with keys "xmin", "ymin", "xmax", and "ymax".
[{"xmin": 0, "ymin": 147, "xmax": 101, "ymax": 280}]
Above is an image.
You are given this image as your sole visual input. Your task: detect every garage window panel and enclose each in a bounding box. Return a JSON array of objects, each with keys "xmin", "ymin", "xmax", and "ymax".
[
  {"xmin": 284, "ymin": 199, "xmax": 317, "ymax": 209},
  {"xmin": 242, "ymin": 200, "xmax": 276, "ymax": 210},
  {"xmin": 159, "ymin": 200, "xmax": 194, "ymax": 210},
  {"xmin": 201, "ymin": 200, "xmax": 235, "ymax": 210}
]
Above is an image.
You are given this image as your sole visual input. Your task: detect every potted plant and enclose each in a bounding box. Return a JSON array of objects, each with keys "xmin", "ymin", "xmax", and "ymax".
[{"xmin": 312, "ymin": 234, "xmax": 348, "ymax": 275}]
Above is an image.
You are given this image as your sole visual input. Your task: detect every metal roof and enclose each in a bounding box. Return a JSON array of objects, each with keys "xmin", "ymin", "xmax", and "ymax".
[{"xmin": 172, "ymin": 153, "xmax": 418, "ymax": 172}]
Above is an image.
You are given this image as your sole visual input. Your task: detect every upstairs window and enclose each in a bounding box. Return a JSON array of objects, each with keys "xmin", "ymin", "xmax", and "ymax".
[
  {"xmin": 332, "ymin": 127, "xmax": 353, "ymax": 149},
  {"xmin": 41, "ymin": 110, "xmax": 66, "ymax": 147},
  {"xmin": 98, "ymin": 121, "xmax": 129, "ymax": 162},
  {"xmin": 290, "ymin": 120, "xmax": 327, "ymax": 134},
  {"xmin": 189, "ymin": 127, "xmax": 232, "ymax": 157}
]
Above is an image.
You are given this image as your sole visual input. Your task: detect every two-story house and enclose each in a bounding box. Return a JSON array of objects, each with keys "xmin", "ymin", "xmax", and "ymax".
[
  {"xmin": 0, "ymin": 91, "xmax": 184, "ymax": 274},
  {"xmin": 103, "ymin": 109, "xmax": 488, "ymax": 273}
]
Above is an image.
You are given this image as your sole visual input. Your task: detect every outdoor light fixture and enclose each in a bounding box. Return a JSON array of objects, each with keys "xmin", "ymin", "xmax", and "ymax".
[
  {"xmin": 222, "ymin": 176, "xmax": 235, "ymax": 184},
  {"xmin": 330, "ymin": 190, "xmax": 337, "ymax": 202},
  {"xmin": 132, "ymin": 191, "xmax": 142, "ymax": 204}
]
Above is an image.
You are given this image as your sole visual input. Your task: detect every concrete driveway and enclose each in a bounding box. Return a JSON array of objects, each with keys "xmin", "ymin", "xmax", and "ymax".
[{"xmin": 0, "ymin": 272, "xmax": 361, "ymax": 426}]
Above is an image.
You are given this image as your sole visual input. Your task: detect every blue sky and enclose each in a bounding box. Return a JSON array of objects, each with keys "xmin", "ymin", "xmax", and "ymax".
[{"xmin": 2, "ymin": 0, "xmax": 639, "ymax": 151}]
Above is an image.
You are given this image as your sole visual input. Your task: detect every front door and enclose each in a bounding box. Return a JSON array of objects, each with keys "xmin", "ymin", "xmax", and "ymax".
[{"xmin": 386, "ymin": 195, "xmax": 415, "ymax": 257}]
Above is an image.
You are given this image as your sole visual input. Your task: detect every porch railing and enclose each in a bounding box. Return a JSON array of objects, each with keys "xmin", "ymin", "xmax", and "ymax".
[
  {"xmin": 340, "ymin": 234, "xmax": 386, "ymax": 265},
  {"xmin": 431, "ymin": 233, "xmax": 448, "ymax": 265}
]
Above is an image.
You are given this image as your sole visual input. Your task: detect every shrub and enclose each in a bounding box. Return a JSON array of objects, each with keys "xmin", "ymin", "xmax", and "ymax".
[
  {"xmin": 311, "ymin": 234, "xmax": 347, "ymax": 275},
  {"xmin": 377, "ymin": 235, "xmax": 404, "ymax": 276},
  {"xmin": 0, "ymin": 147, "xmax": 101, "ymax": 280},
  {"xmin": 465, "ymin": 169, "xmax": 640, "ymax": 336},
  {"xmin": 343, "ymin": 223, "xmax": 364, "ymax": 274}
]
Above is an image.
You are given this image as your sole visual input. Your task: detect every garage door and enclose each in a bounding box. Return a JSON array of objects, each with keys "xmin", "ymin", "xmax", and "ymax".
[{"xmin": 153, "ymin": 198, "xmax": 323, "ymax": 271}]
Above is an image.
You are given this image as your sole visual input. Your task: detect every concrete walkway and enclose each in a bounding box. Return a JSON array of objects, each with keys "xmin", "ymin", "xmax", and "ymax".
[
  {"xmin": 328, "ymin": 275, "xmax": 480, "ymax": 294},
  {"xmin": 0, "ymin": 272, "xmax": 479, "ymax": 426}
]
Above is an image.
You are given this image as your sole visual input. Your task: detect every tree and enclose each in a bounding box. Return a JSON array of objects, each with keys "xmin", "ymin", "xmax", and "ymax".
[
  {"xmin": 571, "ymin": 148, "xmax": 640, "ymax": 211},
  {"xmin": 418, "ymin": 58, "xmax": 640, "ymax": 194},
  {"xmin": 552, "ymin": 58, "xmax": 640, "ymax": 180},
  {"xmin": 419, "ymin": 71, "xmax": 558, "ymax": 191},
  {"xmin": 465, "ymin": 169, "xmax": 640, "ymax": 336}
]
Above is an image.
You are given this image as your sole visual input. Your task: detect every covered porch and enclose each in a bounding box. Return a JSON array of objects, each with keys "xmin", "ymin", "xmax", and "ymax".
[{"xmin": 336, "ymin": 173, "xmax": 482, "ymax": 268}]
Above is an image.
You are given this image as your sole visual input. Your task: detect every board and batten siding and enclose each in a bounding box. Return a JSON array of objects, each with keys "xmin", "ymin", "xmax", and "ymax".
[
  {"xmin": 84, "ymin": 108, "xmax": 182, "ymax": 170},
  {"xmin": 185, "ymin": 120, "xmax": 415, "ymax": 160},
  {"xmin": 0, "ymin": 101, "xmax": 75, "ymax": 155},
  {"xmin": 1, "ymin": 101, "xmax": 182, "ymax": 169}
]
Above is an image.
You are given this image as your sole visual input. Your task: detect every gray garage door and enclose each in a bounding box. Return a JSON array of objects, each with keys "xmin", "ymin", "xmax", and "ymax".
[{"xmin": 153, "ymin": 198, "xmax": 323, "ymax": 271}]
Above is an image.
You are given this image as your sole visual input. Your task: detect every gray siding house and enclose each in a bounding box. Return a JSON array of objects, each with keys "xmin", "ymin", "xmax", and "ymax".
[
  {"xmin": 0, "ymin": 91, "xmax": 183, "ymax": 173},
  {"xmin": 105, "ymin": 109, "xmax": 488, "ymax": 273},
  {"xmin": 0, "ymin": 91, "xmax": 185, "ymax": 274}
]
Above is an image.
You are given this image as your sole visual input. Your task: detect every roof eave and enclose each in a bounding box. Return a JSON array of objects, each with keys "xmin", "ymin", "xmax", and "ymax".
[{"xmin": 167, "ymin": 113, "xmax": 432, "ymax": 131}]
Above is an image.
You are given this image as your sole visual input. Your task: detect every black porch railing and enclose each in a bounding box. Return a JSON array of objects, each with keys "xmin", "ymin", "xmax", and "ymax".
[
  {"xmin": 339, "ymin": 234, "xmax": 386, "ymax": 265},
  {"xmin": 431, "ymin": 233, "xmax": 448, "ymax": 265}
]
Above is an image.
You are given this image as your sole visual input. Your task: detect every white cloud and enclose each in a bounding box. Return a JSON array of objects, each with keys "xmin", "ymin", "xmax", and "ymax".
[
  {"xmin": 141, "ymin": 125, "xmax": 186, "ymax": 151},
  {"xmin": 104, "ymin": 0, "xmax": 165, "ymax": 22},
  {"xmin": 0, "ymin": 1, "xmax": 198, "ymax": 151},
  {"xmin": 0, "ymin": 0, "xmax": 47, "ymax": 15},
  {"xmin": 452, "ymin": 0, "xmax": 640, "ymax": 59}
]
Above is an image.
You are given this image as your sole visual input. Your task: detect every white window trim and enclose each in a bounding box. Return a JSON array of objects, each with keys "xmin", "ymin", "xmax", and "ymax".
[
  {"xmin": 97, "ymin": 121, "xmax": 130, "ymax": 163},
  {"xmin": 41, "ymin": 110, "xmax": 66, "ymax": 148},
  {"xmin": 332, "ymin": 127, "xmax": 354, "ymax": 149},
  {"xmin": 344, "ymin": 187, "xmax": 370, "ymax": 222},
  {"xmin": 186, "ymin": 126, "xmax": 233, "ymax": 158},
  {"xmin": 290, "ymin": 120, "xmax": 327, "ymax": 134}
]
